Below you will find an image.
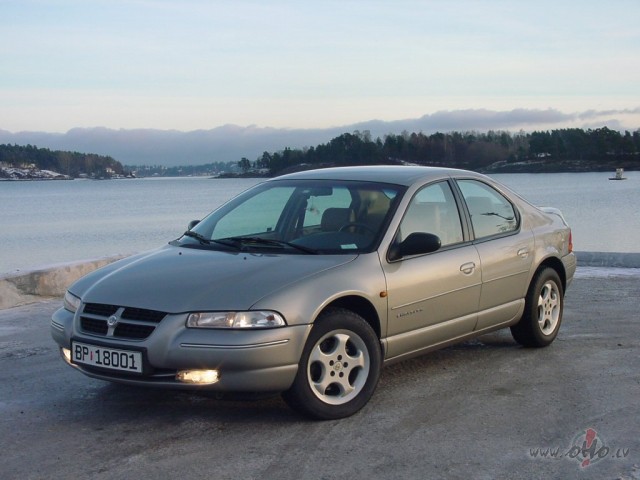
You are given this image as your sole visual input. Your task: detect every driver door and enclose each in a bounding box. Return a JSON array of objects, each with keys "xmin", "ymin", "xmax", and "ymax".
[{"xmin": 382, "ymin": 181, "xmax": 481, "ymax": 359}]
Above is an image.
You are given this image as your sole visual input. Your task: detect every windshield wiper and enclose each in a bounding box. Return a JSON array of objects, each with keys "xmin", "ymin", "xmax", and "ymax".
[
  {"xmin": 182, "ymin": 231, "xmax": 241, "ymax": 250},
  {"xmin": 221, "ymin": 236, "xmax": 317, "ymax": 254},
  {"xmin": 182, "ymin": 230, "xmax": 211, "ymax": 244}
]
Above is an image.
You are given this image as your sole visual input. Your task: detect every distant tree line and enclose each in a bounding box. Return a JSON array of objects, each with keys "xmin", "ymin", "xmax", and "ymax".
[
  {"xmin": 0, "ymin": 144, "xmax": 125, "ymax": 177},
  {"xmin": 125, "ymin": 161, "xmax": 238, "ymax": 177},
  {"xmin": 248, "ymin": 127, "xmax": 640, "ymax": 175}
]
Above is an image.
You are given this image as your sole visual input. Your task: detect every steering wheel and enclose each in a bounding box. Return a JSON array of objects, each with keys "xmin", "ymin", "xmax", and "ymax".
[{"xmin": 338, "ymin": 222, "xmax": 376, "ymax": 234}]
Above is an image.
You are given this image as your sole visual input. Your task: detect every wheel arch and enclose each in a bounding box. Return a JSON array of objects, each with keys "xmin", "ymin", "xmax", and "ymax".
[
  {"xmin": 537, "ymin": 256, "xmax": 567, "ymax": 293},
  {"xmin": 319, "ymin": 295, "xmax": 382, "ymax": 339}
]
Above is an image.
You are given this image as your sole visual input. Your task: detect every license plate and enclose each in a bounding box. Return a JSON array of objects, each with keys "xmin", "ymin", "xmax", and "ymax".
[{"xmin": 72, "ymin": 341, "xmax": 143, "ymax": 373}]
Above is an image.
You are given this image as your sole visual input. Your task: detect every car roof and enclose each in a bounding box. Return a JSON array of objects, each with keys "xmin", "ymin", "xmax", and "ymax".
[{"xmin": 272, "ymin": 165, "xmax": 487, "ymax": 187}]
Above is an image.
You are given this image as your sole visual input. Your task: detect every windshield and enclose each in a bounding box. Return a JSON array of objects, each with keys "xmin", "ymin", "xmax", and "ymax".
[{"xmin": 179, "ymin": 179, "xmax": 405, "ymax": 254}]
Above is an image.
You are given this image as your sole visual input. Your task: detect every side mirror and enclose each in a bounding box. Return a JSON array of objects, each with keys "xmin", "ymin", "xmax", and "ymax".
[
  {"xmin": 187, "ymin": 219, "xmax": 200, "ymax": 230},
  {"xmin": 388, "ymin": 232, "xmax": 441, "ymax": 261}
]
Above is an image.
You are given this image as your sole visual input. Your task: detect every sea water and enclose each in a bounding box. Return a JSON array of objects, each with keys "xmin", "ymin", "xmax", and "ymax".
[
  {"xmin": 1, "ymin": 172, "xmax": 638, "ymax": 274},
  {"xmin": 0, "ymin": 177, "xmax": 261, "ymax": 273}
]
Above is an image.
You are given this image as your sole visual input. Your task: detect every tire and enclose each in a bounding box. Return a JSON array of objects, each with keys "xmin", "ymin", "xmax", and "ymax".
[
  {"xmin": 511, "ymin": 267, "xmax": 564, "ymax": 347},
  {"xmin": 282, "ymin": 308, "xmax": 381, "ymax": 420}
]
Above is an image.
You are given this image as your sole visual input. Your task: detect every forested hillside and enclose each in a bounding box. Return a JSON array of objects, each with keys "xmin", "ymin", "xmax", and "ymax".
[
  {"xmin": 0, "ymin": 144, "xmax": 125, "ymax": 178},
  {"xmin": 250, "ymin": 127, "xmax": 640, "ymax": 175}
]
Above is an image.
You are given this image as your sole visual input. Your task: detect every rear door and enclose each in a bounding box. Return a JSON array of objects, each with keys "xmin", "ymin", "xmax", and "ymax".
[{"xmin": 455, "ymin": 179, "xmax": 534, "ymax": 330}]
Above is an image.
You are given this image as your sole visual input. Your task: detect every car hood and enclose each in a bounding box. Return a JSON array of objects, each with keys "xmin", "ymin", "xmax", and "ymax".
[{"xmin": 71, "ymin": 245, "xmax": 357, "ymax": 313}]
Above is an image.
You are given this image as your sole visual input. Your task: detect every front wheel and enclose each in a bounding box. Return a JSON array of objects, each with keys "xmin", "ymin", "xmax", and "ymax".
[
  {"xmin": 511, "ymin": 267, "xmax": 564, "ymax": 347},
  {"xmin": 282, "ymin": 309, "xmax": 381, "ymax": 420}
]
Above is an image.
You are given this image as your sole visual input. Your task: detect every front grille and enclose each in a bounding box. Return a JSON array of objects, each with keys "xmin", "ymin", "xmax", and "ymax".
[
  {"xmin": 79, "ymin": 303, "xmax": 168, "ymax": 340},
  {"xmin": 83, "ymin": 303, "xmax": 119, "ymax": 317},
  {"xmin": 114, "ymin": 323, "xmax": 156, "ymax": 339},
  {"xmin": 80, "ymin": 317, "xmax": 108, "ymax": 335},
  {"xmin": 121, "ymin": 307, "xmax": 166, "ymax": 323}
]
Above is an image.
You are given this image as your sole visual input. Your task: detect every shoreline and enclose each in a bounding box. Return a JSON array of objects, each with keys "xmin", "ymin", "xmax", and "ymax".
[
  {"xmin": 1, "ymin": 251, "xmax": 638, "ymax": 310},
  {"xmin": 2, "ymin": 166, "xmax": 637, "ymax": 181}
]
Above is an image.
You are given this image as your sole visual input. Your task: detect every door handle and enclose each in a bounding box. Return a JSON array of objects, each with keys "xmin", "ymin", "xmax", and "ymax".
[
  {"xmin": 517, "ymin": 248, "xmax": 529, "ymax": 259},
  {"xmin": 460, "ymin": 262, "xmax": 476, "ymax": 275}
]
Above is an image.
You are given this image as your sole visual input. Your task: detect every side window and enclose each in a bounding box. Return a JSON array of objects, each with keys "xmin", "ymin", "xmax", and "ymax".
[
  {"xmin": 398, "ymin": 181, "xmax": 463, "ymax": 247},
  {"xmin": 457, "ymin": 180, "xmax": 518, "ymax": 239}
]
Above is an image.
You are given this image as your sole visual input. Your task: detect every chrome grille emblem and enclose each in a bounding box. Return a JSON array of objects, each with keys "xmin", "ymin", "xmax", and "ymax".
[{"xmin": 107, "ymin": 315, "xmax": 119, "ymax": 327}]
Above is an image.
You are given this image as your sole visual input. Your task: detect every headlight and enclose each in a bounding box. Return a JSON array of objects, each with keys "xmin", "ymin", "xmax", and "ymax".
[
  {"xmin": 186, "ymin": 311, "xmax": 286, "ymax": 329},
  {"xmin": 63, "ymin": 291, "xmax": 81, "ymax": 313}
]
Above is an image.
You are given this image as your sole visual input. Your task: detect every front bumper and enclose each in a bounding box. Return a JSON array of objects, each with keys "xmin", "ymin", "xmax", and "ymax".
[{"xmin": 51, "ymin": 307, "xmax": 310, "ymax": 392}]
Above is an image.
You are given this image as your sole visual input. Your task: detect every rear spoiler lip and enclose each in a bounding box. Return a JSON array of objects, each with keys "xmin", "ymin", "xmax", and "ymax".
[{"xmin": 539, "ymin": 206, "xmax": 568, "ymax": 225}]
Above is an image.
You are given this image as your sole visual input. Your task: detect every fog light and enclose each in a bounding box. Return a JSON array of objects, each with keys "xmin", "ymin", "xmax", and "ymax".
[
  {"xmin": 61, "ymin": 347, "xmax": 73, "ymax": 364},
  {"xmin": 176, "ymin": 369, "xmax": 220, "ymax": 385}
]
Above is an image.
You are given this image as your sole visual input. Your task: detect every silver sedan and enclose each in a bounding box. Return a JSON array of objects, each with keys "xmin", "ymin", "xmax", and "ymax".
[{"xmin": 52, "ymin": 166, "xmax": 576, "ymax": 419}]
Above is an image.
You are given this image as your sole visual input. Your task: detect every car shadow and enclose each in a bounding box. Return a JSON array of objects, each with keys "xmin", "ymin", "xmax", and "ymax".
[
  {"xmin": 85, "ymin": 382, "xmax": 300, "ymax": 424},
  {"xmin": 74, "ymin": 329, "xmax": 523, "ymax": 425}
]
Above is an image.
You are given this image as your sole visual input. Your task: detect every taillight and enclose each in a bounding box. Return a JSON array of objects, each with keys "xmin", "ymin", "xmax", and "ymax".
[{"xmin": 568, "ymin": 230, "xmax": 573, "ymax": 253}]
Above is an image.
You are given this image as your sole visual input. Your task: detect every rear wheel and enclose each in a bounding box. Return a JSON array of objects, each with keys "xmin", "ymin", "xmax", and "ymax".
[
  {"xmin": 511, "ymin": 267, "xmax": 564, "ymax": 347},
  {"xmin": 282, "ymin": 308, "xmax": 381, "ymax": 420}
]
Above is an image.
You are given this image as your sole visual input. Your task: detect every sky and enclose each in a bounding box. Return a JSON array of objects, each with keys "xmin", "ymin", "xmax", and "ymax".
[{"xmin": 1, "ymin": 0, "xmax": 640, "ymax": 134}]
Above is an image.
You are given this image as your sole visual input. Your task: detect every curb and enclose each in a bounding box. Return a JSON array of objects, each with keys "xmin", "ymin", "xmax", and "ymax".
[
  {"xmin": 0, "ymin": 255, "xmax": 125, "ymax": 310},
  {"xmin": 575, "ymin": 251, "xmax": 640, "ymax": 269},
  {"xmin": 0, "ymin": 251, "xmax": 638, "ymax": 310}
]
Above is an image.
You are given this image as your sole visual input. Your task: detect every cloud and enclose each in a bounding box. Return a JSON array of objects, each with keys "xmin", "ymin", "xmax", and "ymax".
[
  {"xmin": 577, "ymin": 107, "xmax": 640, "ymax": 120},
  {"xmin": 352, "ymin": 108, "xmax": 640, "ymax": 136},
  {"xmin": 351, "ymin": 108, "xmax": 575, "ymax": 135}
]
